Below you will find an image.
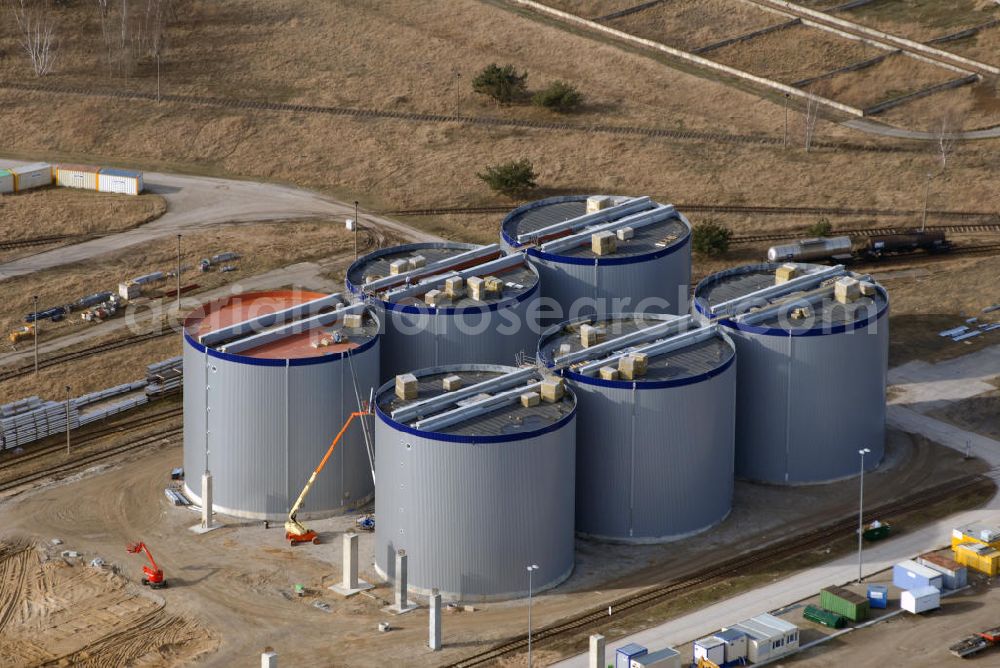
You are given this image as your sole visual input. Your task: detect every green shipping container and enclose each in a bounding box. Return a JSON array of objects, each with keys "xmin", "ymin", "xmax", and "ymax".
[
  {"xmin": 804, "ymin": 604, "xmax": 847, "ymax": 629},
  {"xmin": 863, "ymin": 524, "xmax": 892, "ymax": 541},
  {"xmin": 820, "ymin": 586, "xmax": 869, "ymax": 622}
]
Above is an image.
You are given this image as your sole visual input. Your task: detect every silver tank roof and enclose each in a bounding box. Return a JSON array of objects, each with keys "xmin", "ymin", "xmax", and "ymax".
[
  {"xmin": 501, "ymin": 195, "xmax": 690, "ymax": 260},
  {"xmin": 346, "ymin": 242, "xmax": 538, "ymax": 308},
  {"xmin": 694, "ymin": 262, "xmax": 888, "ymax": 333},
  {"xmin": 538, "ymin": 314, "xmax": 733, "ymax": 385},
  {"xmin": 376, "ymin": 364, "xmax": 575, "ymax": 438}
]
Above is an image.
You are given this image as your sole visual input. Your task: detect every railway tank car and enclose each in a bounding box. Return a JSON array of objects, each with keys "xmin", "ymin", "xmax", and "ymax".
[
  {"xmin": 865, "ymin": 230, "xmax": 950, "ymax": 257},
  {"xmin": 767, "ymin": 237, "xmax": 852, "ymax": 263}
]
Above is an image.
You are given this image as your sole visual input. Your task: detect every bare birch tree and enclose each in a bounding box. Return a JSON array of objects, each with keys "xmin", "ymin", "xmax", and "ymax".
[
  {"xmin": 7, "ymin": 0, "xmax": 59, "ymax": 77},
  {"xmin": 803, "ymin": 99, "xmax": 819, "ymax": 153},
  {"xmin": 934, "ymin": 111, "xmax": 962, "ymax": 171}
]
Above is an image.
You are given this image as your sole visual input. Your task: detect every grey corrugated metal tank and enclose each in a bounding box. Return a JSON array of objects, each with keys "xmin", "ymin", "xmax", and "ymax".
[
  {"xmin": 374, "ymin": 364, "xmax": 576, "ymax": 601},
  {"xmin": 501, "ymin": 195, "xmax": 692, "ymax": 323},
  {"xmin": 182, "ymin": 290, "xmax": 380, "ymax": 520},
  {"xmin": 538, "ymin": 314, "xmax": 736, "ymax": 542},
  {"xmin": 694, "ymin": 263, "xmax": 889, "ymax": 484},
  {"xmin": 346, "ymin": 243, "xmax": 542, "ymax": 381}
]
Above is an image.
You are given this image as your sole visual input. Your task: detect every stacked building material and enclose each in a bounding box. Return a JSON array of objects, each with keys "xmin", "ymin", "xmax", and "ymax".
[
  {"xmin": 1, "ymin": 397, "xmax": 81, "ymax": 450},
  {"xmin": 146, "ymin": 357, "xmax": 183, "ymax": 397}
]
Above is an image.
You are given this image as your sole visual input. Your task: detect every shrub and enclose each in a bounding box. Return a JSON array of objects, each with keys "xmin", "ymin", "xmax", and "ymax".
[
  {"xmin": 472, "ymin": 64, "xmax": 528, "ymax": 105},
  {"xmin": 532, "ymin": 81, "xmax": 583, "ymax": 112},
  {"xmin": 691, "ymin": 221, "xmax": 732, "ymax": 257},
  {"xmin": 807, "ymin": 218, "xmax": 833, "ymax": 237},
  {"xmin": 476, "ymin": 159, "xmax": 538, "ymax": 198}
]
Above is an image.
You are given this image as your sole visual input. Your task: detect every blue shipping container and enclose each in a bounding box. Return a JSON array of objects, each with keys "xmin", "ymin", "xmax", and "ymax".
[
  {"xmin": 867, "ymin": 584, "xmax": 889, "ymax": 609},
  {"xmin": 893, "ymin": 560, "xmax": 943, "ymax": 591},
  {"xmin": 617, "ymin": 643, "xmax": 648, "ymax": 668}
]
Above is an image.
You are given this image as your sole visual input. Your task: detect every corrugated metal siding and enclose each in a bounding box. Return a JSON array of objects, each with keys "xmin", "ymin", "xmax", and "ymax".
[
  {"xmin": 182, "ymin": 337, "xmax": 380, "ymax": 519},
  {"xmin": 12, "ymin": 163, "xmax": 52, "ymax": 192},
  {"xmin": 379, "ymin": 296, "xmax": 541, "ymax": 381},
  {"xmin": 0, "ymin": 171, "xmax": 12, "ymax": 194},
  {"xmin": 728, "ymin": 309, "xmax": 888, "ymax": 484},
  {"xmin": 528, "ymin": 242, "xmax": 691, "ymax": 325},
  {"xmin": 573, "ymin": 361, "xmax": 736, "ymax": 541},
  {"xmin": 55, "ymin": 166, "xmax": 99, "ymax": 191},
  {"xmin": 97, "ymin": 171, "xmax": 142, "ymax": 195},
  {"xmin": 374, "ymin": 416, "xmax": 576, "ymax": 601}
]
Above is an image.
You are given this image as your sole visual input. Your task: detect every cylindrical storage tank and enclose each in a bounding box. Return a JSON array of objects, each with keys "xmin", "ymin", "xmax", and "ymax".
[
  {"xmin": 374, "ymin": 364, "xmax": 577, "ymax": 601},
  {"xmin": 694, "ymin": 263, "xmax": 889, "ymax": 484},
  {"xmin": 346, "ymin": 242, "xmax": 542, "ymax": 382},
  {"xmin": 538, "ymin": 314, "xmax": 736, "ymax": 542},
  {"xmin": 54, "ymin": 164, "xmax": 100, "ymax": 191},
  {"xmin": 501, "ymin": 195, "xmax": 691, "ymax": 323},
  {"xmin": 182, "ymin": 290, "xmax": 380, "ymax": 520},
  {"xmin": 767, "ymin": 236, "xmax": 852, "ymax": 262}
]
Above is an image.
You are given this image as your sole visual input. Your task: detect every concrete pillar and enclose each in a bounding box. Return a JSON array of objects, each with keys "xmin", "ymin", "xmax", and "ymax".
[
  {"xmin": 395, "ymin": 550, "xmax": 408, "ymax": 610},
  {"xmin": 201, "ymin": 471, "xmax": 213, "ymax": 529},
  {"xmin": 387, "ymin": 549, "xmax": 416, "ymax": 614},
  {"xmin": 429, "ymin": 589, "xmax": 441, "ymax": 651},
  {"xmin": 589, "ymin": 634, "xmax": 605, "ymax": 668},
  {"xmin": 261, "ymin": 649, "xmax": 278, "ymax": 668},
  {"xmin": 343, "ymin": 532, "xmax": 359, "ymax": 590}
]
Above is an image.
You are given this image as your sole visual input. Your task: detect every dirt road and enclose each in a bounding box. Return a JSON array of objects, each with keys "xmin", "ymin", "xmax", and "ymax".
[{"xmin": 0, "ymin": 158, "xmax": 441, "ymax": 281}]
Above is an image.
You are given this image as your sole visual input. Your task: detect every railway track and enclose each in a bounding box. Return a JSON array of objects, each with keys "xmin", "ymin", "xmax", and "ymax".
[
  {"xmin": 0, "ymin": 80, "xmax": 917, "ymax": 154},
  {"xmin": 731, "ymin": 224, "xmax": 1000, "ymax": 244},
  {"xmin": 382, "ymin": 204, "xmax": 1000, "ymax": 221},
  {"xmin": 0, "ymin": 329, "xmax": 174, "ymax": 384},
  {"xmin": 0, "ymin": 235, "xmax": 74, "ymax": 252},
  {"xmin": 0, "ymin": 406, "xmax": 183, "ymax": 475},
  {"xmin": 0, "ymin": 426, "xmax": 182, "ymax": 495},
  {"xmin": 447, "ymin": 474, "xmax": 994, "ymax": 667}
]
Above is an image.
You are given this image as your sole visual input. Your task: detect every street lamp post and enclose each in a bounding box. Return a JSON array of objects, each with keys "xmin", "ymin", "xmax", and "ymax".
[
  {"xmin": 783, "ymin": 93, "xmax": 790, "ymax": 149},
  {"xmin": 857, "ymin": 447, "xmax": 871, "ymax": 583},
  {"xmin": 32, "ymin": 295, "xmax": 39, "ymax": 375},
  {"xmin": 921, "ymin": 172, "xmax": 933, "ymax": 232},
  {"xmin": 527, "ymin": 564, "xmax": 539, "ymax": 667},
  {"xmin": 354, "ymin": 200, "xmax": 360, "ymax": 260},
  {"xmin": 65, "ymin": 385, "xmax": 72, "ymax": 456},
  {"xmin": 176, "ymin": 234, "xmax": 182, "ymax": 311}
]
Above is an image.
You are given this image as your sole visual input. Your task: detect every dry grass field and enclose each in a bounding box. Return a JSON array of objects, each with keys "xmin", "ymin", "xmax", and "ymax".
[
  {"xmin": 0, "ymin": 189, "xmax": 165, "ymax": 241},
  {"xmin": 807, "ymin": 52, "xmax": 965, "ymax": 109},
  {"xmin": 607, "ymin": 0, "xmax": 779, "ymax": 51},
  {"xmin": 0, "ymin": 220, "xmax": 359, "ymax": 350},
  {"xmin": 946, "ymin": 24, "xmax": 1000, "ymax": 66},
  {"xmin": 542, "ymin": 0, "xmax": 639, "ymax": 18},
  {"xmin": 706, "ymin": 23, "xmax": 875, "ymax": 84},
  {"xmin": 841, "ymin": 0, "xmax": 1000, "ymax": 42}
]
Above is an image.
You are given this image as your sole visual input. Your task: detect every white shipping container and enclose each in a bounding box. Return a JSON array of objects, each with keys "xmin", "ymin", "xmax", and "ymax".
[
  {"xmin": 901, "ymin": 586, "xmax": 940, "ymax": 614},
  {"xmin": 693, "ymin": 637, "xmax": 726, "ymax": 665},
  {"xmin": 632, "ymin": 648, "xmax": 680, "ymax": 668},
  {"xmin": 98, "ymin": 168, "xmax": 144, "ymax": 196},
  {"xmin": 11, "ymin": 162, "xmax": 52, "ymax": 192},
  {"xmin": 55, "ymin": 164, "xmax": 99, "ymax": 191},
  {"xmin": 0, "ymin": 170, "xmax": 12, "ymax": 194}
]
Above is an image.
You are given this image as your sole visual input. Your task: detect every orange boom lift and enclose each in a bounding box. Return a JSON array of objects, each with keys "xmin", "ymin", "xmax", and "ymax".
[
  {"xmin": 285, "ymin": 411, "xmax": 370, "ymax": 546},
  {"xmin": 126, "ymin": 541, "xmax": 167, "ymax": 589}
]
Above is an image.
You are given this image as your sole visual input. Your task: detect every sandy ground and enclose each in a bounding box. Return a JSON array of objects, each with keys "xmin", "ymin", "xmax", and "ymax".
[
  {"xmin": 0, "ymin": 420, "xmax": 983, "ymax": 667},
  {"xmin": 0, "ymin": 189, "xmax": 165, "ymax": 242}
]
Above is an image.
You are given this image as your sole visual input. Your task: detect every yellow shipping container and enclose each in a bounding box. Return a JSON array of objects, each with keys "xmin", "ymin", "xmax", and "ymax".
[
  {"xmin": 953, "ymin": 543, "xmax": 1000, "ymax": 576},
  {"xmin": 951, "ymin": 525, "xmax": 1000, "ymax": 550},
  {"xmin": 55, "ymin": 164, "xmax": 100, "ymax": 191}
]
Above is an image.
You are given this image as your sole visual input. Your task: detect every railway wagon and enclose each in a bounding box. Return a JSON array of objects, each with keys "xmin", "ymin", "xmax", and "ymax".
[{"xmin": 866, "ymin": 230, "xmax": 949, "ymax": 256}]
